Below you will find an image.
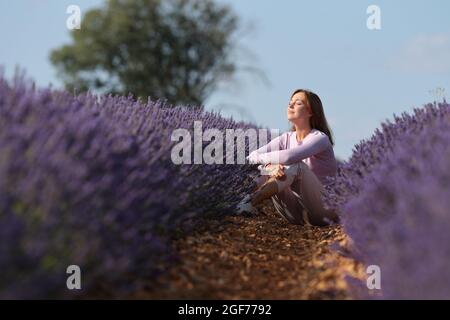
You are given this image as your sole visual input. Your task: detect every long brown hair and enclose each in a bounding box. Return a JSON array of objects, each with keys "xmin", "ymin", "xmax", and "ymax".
[{"xmin": 290, "ymin": 89, "xmax": 335, "ymax": 146}]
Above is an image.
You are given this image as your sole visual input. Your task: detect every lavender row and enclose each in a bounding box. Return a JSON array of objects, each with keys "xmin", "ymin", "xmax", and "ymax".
[
  {"xmin": 0, "ymin": 72, "xmax": 257, "ymax": 298},
  {"xmin": 323, "ymin": 100, "xmax": 450, "ymax": 299}
]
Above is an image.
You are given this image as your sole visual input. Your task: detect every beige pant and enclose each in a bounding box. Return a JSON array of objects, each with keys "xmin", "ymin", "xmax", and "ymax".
[{"xmin": 255, "ymin": 162, "xmax": 338, "ymax": 226}]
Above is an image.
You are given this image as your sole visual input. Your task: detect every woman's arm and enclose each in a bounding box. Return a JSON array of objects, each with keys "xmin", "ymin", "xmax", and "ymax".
[
  {"xmin": 252, "ymin": 132, "xmax": 286, "ymax": 153},
  {"xmin": 255, "ymin": 132, "xmax": 330, "ymax": 165}
]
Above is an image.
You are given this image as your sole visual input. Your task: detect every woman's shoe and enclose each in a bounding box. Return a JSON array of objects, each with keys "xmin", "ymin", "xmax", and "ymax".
[{"xmin": 236, "ymin": 194, "xmax": 259, "ymax": 215}]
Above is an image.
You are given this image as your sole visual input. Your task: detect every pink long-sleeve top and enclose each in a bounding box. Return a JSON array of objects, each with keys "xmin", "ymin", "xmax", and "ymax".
[{"xmin": 254, "ymin": 129, "xmax": 338, "ymax": 186}]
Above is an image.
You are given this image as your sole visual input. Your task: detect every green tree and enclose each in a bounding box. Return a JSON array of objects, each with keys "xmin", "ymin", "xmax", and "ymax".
[{"xmin": 51, "ymin": 0, "xmax": 242, "ymax": 106}]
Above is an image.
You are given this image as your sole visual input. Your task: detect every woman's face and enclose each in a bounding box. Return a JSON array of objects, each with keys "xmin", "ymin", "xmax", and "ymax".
[{"xmin": 287, "ymin": 92, "xmax": 312, "ymax": 122}]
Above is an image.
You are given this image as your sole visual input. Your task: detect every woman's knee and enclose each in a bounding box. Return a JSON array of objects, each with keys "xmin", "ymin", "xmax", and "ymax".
[{"xmin": 283, "ymin": 161, "xmax": 308, "ymax": 179}]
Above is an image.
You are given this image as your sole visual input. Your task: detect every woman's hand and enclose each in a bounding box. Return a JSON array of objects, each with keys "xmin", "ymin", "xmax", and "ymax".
[{"xmin": 272, "ymin": 164, "xmax": 286, "ymax": 180}]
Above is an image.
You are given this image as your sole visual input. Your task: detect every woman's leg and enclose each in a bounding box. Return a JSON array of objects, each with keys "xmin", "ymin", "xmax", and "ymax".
[
  {"xmin": 236, "ymin": 171, "xmax": 275, "ymax": 215},
  {"xmin": 252, "ymin": 174, "xmax": 270, "ymax": 192},
  {"xmin": 250, "ymin": 176, "xmax": 279, "ymax": 206},
  {"xmin": 250, "ymin": 162, "xmax": 297, "ymax": 207},
  {"xmin": 251, "ymin": 162, "xmax": 338, "ymax": 226},
  {"xmin": 262, "ymin": 165, "xmax": 309, "ymax": 224},
  {"xmin": 271, "ymin": 189, "xmax": 310, "ymax": 225},
  {"xmin": 248, "ymin": 167, "xmax": 309, "ymax": 224},
  {"xmin": 280, "ymin": 162, "xmax": 338, "ymax": 226}
]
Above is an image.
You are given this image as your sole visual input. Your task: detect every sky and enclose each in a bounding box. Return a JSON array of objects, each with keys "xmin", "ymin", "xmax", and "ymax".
[{"xmin": 1, "ymin": 0, "xmax": 449, "ymax": 160}]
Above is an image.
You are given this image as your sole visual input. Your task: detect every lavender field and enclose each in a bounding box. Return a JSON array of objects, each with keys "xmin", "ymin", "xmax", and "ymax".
[{"xmin": 1, "ymin": 72, "xmax": 450, "ymax": 299}]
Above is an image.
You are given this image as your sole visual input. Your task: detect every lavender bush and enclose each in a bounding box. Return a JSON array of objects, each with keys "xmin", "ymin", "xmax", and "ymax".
[
  {"xmin": 0, "ymin": 71, "xmax": 257, "ymax": 298},
  {"xmin": 324, "ymin": 100, "xmax": 450, "ymax": 299}
]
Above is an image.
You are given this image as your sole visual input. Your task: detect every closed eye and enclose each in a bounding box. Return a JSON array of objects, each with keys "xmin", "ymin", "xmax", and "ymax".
[{"xmin": 289, "ymin": 99, "xmax": 303, "ymax": 105}]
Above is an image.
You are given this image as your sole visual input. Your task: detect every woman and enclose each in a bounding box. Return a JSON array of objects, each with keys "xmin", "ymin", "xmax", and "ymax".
[{"xmin": 237, "ymin": 89, "xmax": 338, "ymax": 226}]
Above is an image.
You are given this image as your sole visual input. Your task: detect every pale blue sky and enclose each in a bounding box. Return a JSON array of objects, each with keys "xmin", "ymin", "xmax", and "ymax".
[{"xmin": 1, "ymin": 0, "xmax": 449, "ymax": 160}]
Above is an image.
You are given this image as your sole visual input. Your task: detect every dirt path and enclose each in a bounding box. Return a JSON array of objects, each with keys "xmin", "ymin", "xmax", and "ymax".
[{"xmin": 134, "ymin": 200, "xmax": 365, "ymax": 300}]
